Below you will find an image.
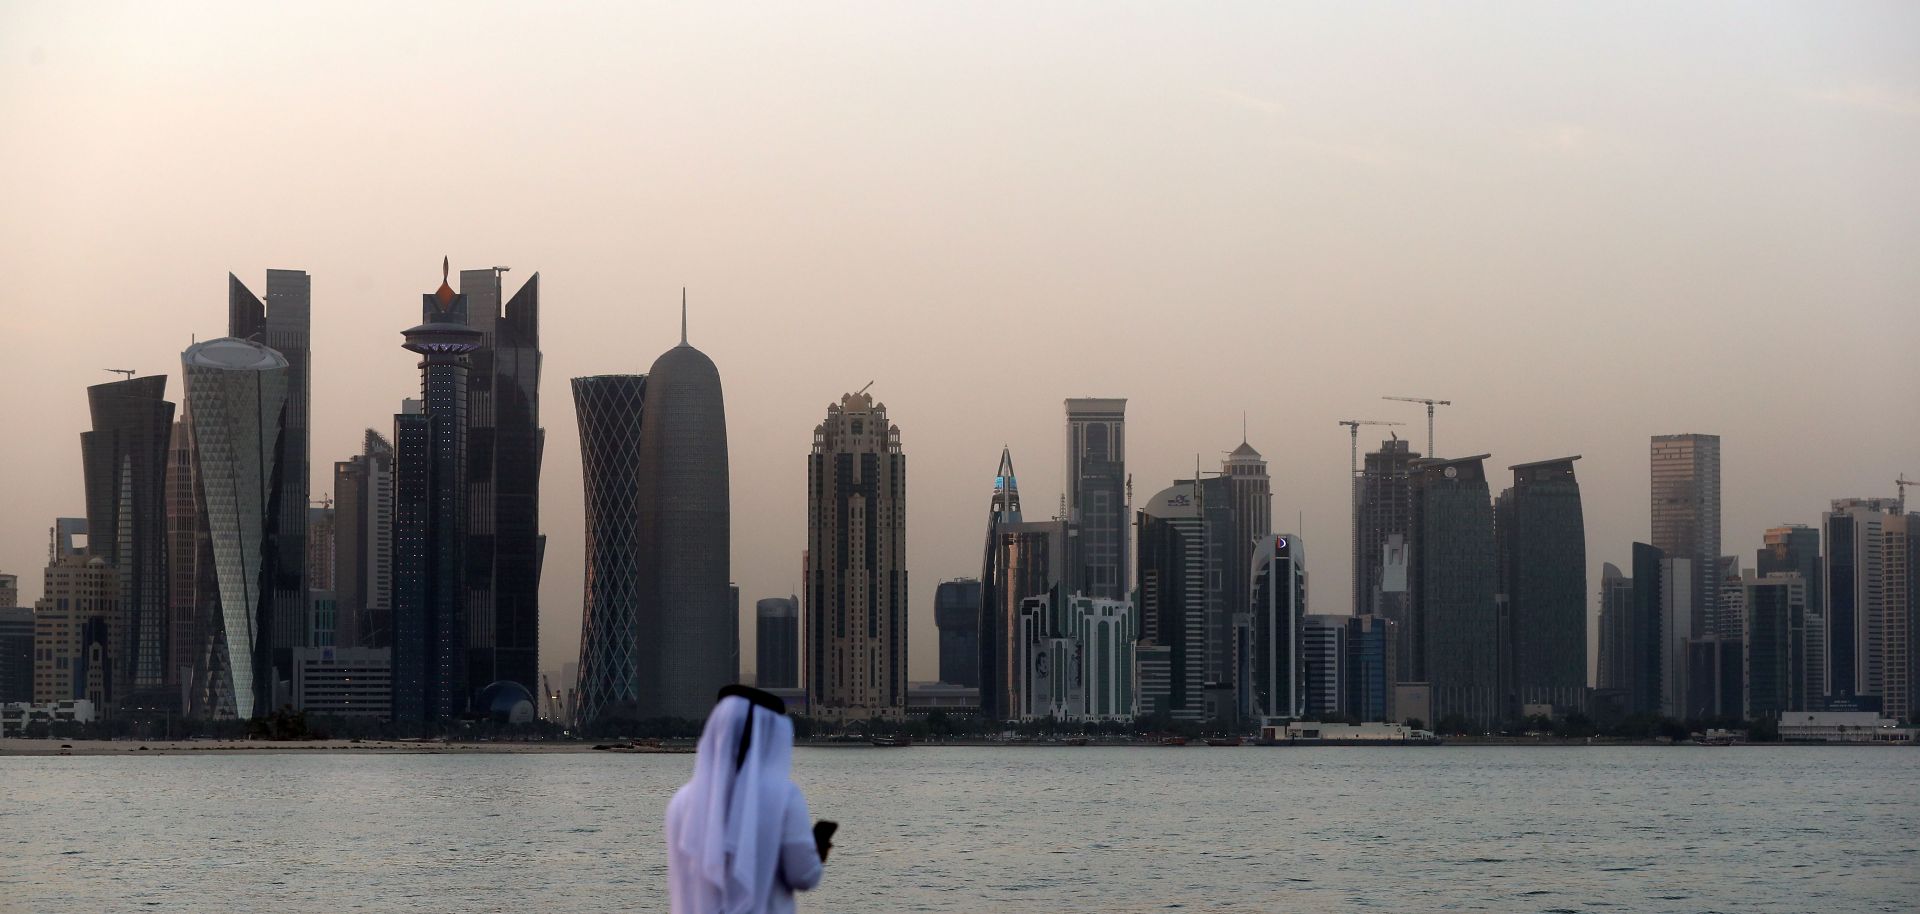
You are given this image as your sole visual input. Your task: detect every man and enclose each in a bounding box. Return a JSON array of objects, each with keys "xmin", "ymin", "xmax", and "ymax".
[{"xmin": 667, "ymin": 685, "xmax": 833, "ymax": 914}]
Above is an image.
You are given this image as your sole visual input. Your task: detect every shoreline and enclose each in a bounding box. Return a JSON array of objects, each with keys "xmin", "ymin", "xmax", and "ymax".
[{"xmin": 3, "ymin": 737, "xmax": 1900, "ymax": 756}]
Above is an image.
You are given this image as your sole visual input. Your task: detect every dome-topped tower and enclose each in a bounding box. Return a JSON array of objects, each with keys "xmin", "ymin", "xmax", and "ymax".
[{"xmin": 633, "ymin": 292, "xmax": 732, "ymax": 719}]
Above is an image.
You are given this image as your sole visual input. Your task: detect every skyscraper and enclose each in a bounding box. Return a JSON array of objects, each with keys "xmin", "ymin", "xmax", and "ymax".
[
  {"xmin": 1878, "ymin": 513, "xmax": 1917, "ymax": 722},
  {"xmin": 571, "ymin": 373, "xmax": 646, "ymax": 726},
  {"xmin": 229, "ymin": 270, "xmax": 310, "ymax": 693},
  {"xmin": 635, "ymin": 311, "xmax": 732, "ymax": 720},
  {"xmin": 1248, "ymin": 535, "xmax": 1305, "ymax": 721},
  {"xmin": 1301, "ymin": 614, "xmax": 1345, "ymax": 720},
  {"xmin": 756, "ymin": 597, "xmax": 800, "ymax": 690},
  {"xmin": 451, "ymin": 268, "xmax": 544, "ymax": 700},
  {"xmin": 1137, "ymin": 481, "xmax": 1205, "ymax": 721},
  {"xmin": 0, "ymin": 605, "xmax": 32, "ymax": 705},
  {"xmin": 1411, "ymin": 455, "xmax": 1499, "ymax": 730},
  {"xmin": 164, "ymin": 415, "xmax": 214, "ymax": 699},
  {"xmin": 1355, "ymin": 438, "xmax": 1419, "ymax": 617},
  {"xmin": 1744, "ymin": 573, "xmax": 1810, "ymax": 718},
  {"xmin": 806, "ymin": 390, "xmax": 907, "ymax": 721},
  {"xmin": 332, "ymin": 431, "xmax": 394, "ymax": 649},
  {"xmin": 181, "ymin": 337, "xmax": 290, "ymax": 719},
  {"xmin": 1223, "ymin": 440, "xmax": 1271, "ymax": 666},
  {"xmin": 1626, "ymin": 544, "xmax": 1666, "ymax": 715},
  {"xmin": 393, "ymin": 266, "xmax": 481, "ymax": 726},
  {"xmin": 977, "ymin": 447, "xmax": 1075, "ymax": 720},
  {"xmin": 1500, "ymin": 457, "xmax": 1587, "ymax": 715},
  {"xmin": 1597, "ymin": 562, "xmax": 1633, "ymax": 693},
  {"xmin": 1757, "ymin": 525, "xmax": 1822, "ymax": 626},
  {"xmin": 1650, "ymin": 434, "xmax": 1721, "ymax": 641},
  {"xmin": 934, "ymin": 578, "xmax": 981, "ymax": 688},
  {"xmin": 1065, "ymin": 399, "xmax": 1127, "ymax": 600},
  {"xmin": 79, "ymin": 375, "xmax": 175, "ymax": 707},
  {"xmin": 1822, "ymin": 497, "xmax": 1901, "ymax": 707}
]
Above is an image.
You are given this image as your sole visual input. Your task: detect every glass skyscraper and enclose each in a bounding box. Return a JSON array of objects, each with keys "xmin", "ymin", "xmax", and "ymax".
[
  {"xmin": 1065, "ymin": 399, "xmax": 1126, "ymax": 600},
  {"xmin": 571, "ymin": 374, "xmax": 646, "ymax": 725},
  {"xmin": 1411, "ymin": 455, "xmax": 1499, "ymax": 730},
  {"xmin": 934, "ymin": 578, "xmax": 981, "ymax": 688},
  {"xmin": 1137, "ymin": 481, "xmax": 1205, "ymax": 721},
  {"xmin": 1500, "ymin": 457, "xmax": 1587, "ymax": 715},
  {"xmin": 755, "ymin": 597, "xmax": 800, "ymax": 691},
  {"xmin": 229, "ymin": 270, "xmax": 310, "ymax": 692},
  {"xmin": 181, "ymin": 337, "xmax": 290, "ymax": 719},
  {"xmin": 80, "ymin": 375, "xmax": 175, "ymax": 706},
  {"xmin": 1650, "ymin": 434, "xmax": 1720, "ymax": 642}
]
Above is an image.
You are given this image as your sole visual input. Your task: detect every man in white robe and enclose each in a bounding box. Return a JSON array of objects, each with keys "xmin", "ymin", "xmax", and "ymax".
[{"xmin": 667, "ymin": 686, "xmax": 828, "ymax": 914}]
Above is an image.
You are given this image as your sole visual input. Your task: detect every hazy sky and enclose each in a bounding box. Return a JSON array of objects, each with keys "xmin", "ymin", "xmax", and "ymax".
[{"xmin": 2, "ymin": 3, "xmax": 1915, "ymax": 683}]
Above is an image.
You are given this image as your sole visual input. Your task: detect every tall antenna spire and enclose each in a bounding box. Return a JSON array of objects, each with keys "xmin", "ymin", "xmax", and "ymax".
[{"xmin": 681, "ymin": 287, "xmax": 688, "ymax": 345}]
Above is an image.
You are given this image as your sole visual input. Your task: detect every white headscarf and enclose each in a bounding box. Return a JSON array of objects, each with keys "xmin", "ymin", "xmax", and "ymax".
[{"xmin": 667, "ymin": 695, "xmax": 797, "ymax": 914}]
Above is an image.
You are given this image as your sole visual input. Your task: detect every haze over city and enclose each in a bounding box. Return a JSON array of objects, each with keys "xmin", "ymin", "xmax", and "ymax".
[{"xmin": 2, "ymin": 2, "xmax": 1915, "ymax": 683}]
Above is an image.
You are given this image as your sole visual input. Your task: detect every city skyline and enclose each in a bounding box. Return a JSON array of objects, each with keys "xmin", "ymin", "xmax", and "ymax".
[{"xmin": 2, "ymin": 5, "xmax": 1916, "ymax": 684}]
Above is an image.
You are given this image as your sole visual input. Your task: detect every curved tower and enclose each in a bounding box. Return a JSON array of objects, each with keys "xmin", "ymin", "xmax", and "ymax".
[
  {"xmin": 635, "ymin": 306, "xmax": 731, "ymax": 719},
  {"xmin": 181, "ymin": 337, "xmax": 289, "ymax": 719},
  {"xmin": 571, "ymin": 374, "xmax": 646, "ymax": 726}
]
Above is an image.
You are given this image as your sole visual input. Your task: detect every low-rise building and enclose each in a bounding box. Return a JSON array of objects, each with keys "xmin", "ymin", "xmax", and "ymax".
[
  {"xmin": 1258, "ymin": 719, "xmax": 1437, "ymax": 743},
  {"xmin": 291, "ymin": 647, "xmax": 391, "ymax": 719},
  {"xmin": 1777, "ymin": 711, "xmax": 1915, "ymax": 744},
  {"xmin": 1, "ymin": 699, "xmax": 97, "ymax": 736}
]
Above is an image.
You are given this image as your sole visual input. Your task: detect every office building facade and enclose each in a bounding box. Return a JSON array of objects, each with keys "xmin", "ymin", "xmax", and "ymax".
[
  {"xmin": 571, "ymin": 374, "xmax": 647, "ymax": 726},
  {"xmin": 1065, "ymin": 399, "xmax": 1127, "ymax": 600},
  {"xmin": 934, "ymin": 578, "xmax": 981, "ymax": 688},
  {"xmin": 292, "ymin": 646, "xmax": 392, "ymax": 719},
  {"xmin": 33, "ymin": 555, "xmax": 121, "ymax": 708},
  {"xmin": 229, "ymin": 270, "xmax": 311, "ymax": 694},
  {"xmin": 1137, "ymin": 481, "xmax": 1205, "ymax": 721},
  {"xmin": 1822, "ymin": 498, "xmax": 1900, "ymax": 707},
  {"xmin": 1355, "ymin": 438, "xmax": 1419, "ymax": 617},
  {"xmin": 1302, "ymin": 614, "xmax": 1345, "ymax": 720},
  {"xmin": 806, "ymin": 390, "xmax": 907, "ymax": 720},
  {"xmin": 79, "ymin": 375, "xmax": 175, "ymax": 707},
  {"xmin": 1, "ymin": 606, "xmax": 35, "ymax": 704},
  {"xmin": 1597, "ymin": 563, "xmax": 1633, "ymax": 693},
  {"xmin": 1248, "ymin": 534, "xmax": 1305, "ymax": 721},
  {"xmin": 1500, "ymin": 457, "xmax": 1587, "ymax": 715},
  {"xmin": 1650, "ymin": 434, "xmax": 1721, "ymax": 643},
  {"xmin": 1744, "ymin": 573, "xmax": 1810, "ymax": 718},
  {"xmin": 450, "ymin": 268, "xmax": 544, "ymax": 702},
  {"xmin": 1411, "ymin": 456, "xmax": 1499, "ymax": 730},
  {"xmin": 331, "ymin": 431, "xmax": 394, "ymax": 649},
  {"xmin": 756, "ymin": 597, "xmax": 800, "ymax": 690}
]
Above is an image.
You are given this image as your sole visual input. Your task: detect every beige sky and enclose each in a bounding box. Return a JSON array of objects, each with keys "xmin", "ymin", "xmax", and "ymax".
[{"xmin": 2, "ymin": 3, "xmax": 1915, "ymax": 683}]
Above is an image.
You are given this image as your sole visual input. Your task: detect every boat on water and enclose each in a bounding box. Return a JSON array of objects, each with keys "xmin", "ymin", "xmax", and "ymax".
[
  {"xmin": 1204, "ymin": 737, "xmax": 1243, "ymax": 747},
  {"xmin": 1158, "ymin": 736, "xmax": 1189, "ymax": 747},
  {"xmin": 869, "ymin": 735, "xmax": 914, "ymax": 748},
  {"xmin": 1063, "ymin": 737, "xmax": 1090, "ymax": 747}
]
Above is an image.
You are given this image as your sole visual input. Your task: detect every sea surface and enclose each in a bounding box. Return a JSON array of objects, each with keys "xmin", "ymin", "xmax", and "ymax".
[{"xmin": 3, "ymin": 745, "xmax": 1916, "ymax": 913}]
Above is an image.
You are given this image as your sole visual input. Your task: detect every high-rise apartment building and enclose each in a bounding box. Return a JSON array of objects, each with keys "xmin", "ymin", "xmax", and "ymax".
[
  {"xmin": 1065, "ymin": 399, "xmax": 1127, "ymax": 600},
  {"xmin": 182, "ymin": 337, "xmax": 290, "ymax": 720},
  {"xmin": 934, "ymin": 578, "xmax": 981, "ymax": 688},
  {"xmin": 1137, "ymin": 481, "xmax": 1205, "ymax": 721},
  {"xmin": 331, "ymin": 431, "xmax": 394, "ymax": 649},
  {"xmin": 806, "ymin": 390, "xmax": 907, "ymax": 721},
  {"xmin": 1499, "ymin": 457, "xmax": 1587, "ymax": 715},
  {"xmin": 755, "ymin": 597, "xmax": 800, "ymax": 691},
  {"xmin": 229, "ymin": 270, "xmax": 310, "ymax": 693},
  {"xmin": 1650, "ymin": 434, "xmax": 1721, "ymax": 641},
  {"xmin": 1822, "ymin": 497, "xmax": 1901, "ymax": 707},
  {"xmin": 450, "ymin": 268, "xmax": 544, "ymax": 701},
  {"xmin": 1355, "ymin": 438, "xmax": 1420, "ymax": 618},
  {"xmin": 393, "ymin": 268, "xmax": 482, "ymax": 727},
  {"xmin": 571, "ymin": 374, "xmax": 646, "ymax": 726},
  {"xmin": 1411, "ymin": 456, "xmax": 1499, "ymax": 730},
  {"xmin": 635, "ymin": 316, "xmax": 732, "ymax": 720},
  {"xmin": 1247, "ymin": 535, "xmax": 1306, "ymax": 722},
  {"xmin": 79, "ymin": 375, "xmax": 175, "ymax": 707},
  {"xmin": 1880, "ymin": 513, "xmax": 1917, "ymax": 722},
  {"xmin": 33, "ymin": 555, "xmax": 121, "ymax": 708}
]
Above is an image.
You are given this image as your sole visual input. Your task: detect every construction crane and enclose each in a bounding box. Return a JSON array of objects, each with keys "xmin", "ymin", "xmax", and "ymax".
[
  {"xmin": 1338, "ymin": 419, "xmax": 1406, "ymax": 478},
  {"xmin": 1382, "ymin": 395, "xmax": 1452, "ymax": 457},
  {"xmin": 104, "ymin": 368, "xmax": 136, "ymax": 380},
  {"xmin": 1898, "ymin": 474, "xmax": 1916, "ymax": 513}
]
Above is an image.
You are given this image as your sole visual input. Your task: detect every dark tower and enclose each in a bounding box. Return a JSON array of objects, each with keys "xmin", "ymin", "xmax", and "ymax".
[
  {"xmin": 571, "ymin": 374, "xmax": 646, "ymax": 726},
  {"xmin": 1411, "ymin": 455, "xmax": 1499, "ymax": 731},
  {"xmin": 976, "ymin": 446, "xmax": 1024, "ymax": 718},
  {"xmin": 80, "ymin": 375, "xmax": 176, "ymax": 706},
  {"xmin": 393, "ymin": 260, "xmax": 481, "ymax": 727},
  {"xmin": 1501, "ymin": 457, "xmax": 1588, "ymax": 716},
  {"xmin": 635, "ymin": 300, "xmax": 732, "ymax": 719},
  {"xmin": 935, "ymin": 579, "xmax": 982, "ymax": 688},
  {"xmin": 229, "ymin": 270, "xmax": 310, "ymax": 694}
]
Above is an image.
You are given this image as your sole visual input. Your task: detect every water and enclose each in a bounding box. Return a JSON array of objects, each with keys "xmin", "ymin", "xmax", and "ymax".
[{"xmin": 4, "ymin": 746, "xmax": 1915, "ymax": 913}]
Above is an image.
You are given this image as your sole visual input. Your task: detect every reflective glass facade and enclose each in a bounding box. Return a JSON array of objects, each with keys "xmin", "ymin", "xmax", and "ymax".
[
  {"xmin": 571, "ymin": 374, "xmax": 646, "ymax": 724},
  {"xmin": 1412, "ymin": 456, "xmax": 1499, "ymax": 730},
  {"xmin": 80, "ymin": 375, "xmax": 175, "ymax": 705}
]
